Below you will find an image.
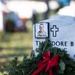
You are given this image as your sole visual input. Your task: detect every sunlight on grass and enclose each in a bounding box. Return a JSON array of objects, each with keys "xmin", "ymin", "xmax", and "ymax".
[{"xmin": 0, "ymin": 24, "xmax": 33, "ymax": 74}]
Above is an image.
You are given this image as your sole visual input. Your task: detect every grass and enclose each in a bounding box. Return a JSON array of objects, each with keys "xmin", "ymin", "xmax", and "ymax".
[{"xmin": 0, "ymin": 24, "xmax": 33, "ymax": 75}]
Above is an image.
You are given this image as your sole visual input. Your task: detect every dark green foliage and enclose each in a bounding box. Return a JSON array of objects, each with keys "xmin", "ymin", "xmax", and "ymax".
[
  {"xmin": 9, "ymin": 57, "xmax": 23, "ymax": 75},
  {"xmin": 9, "ymin": 39, "xmax": 75, "ymax": 75}
]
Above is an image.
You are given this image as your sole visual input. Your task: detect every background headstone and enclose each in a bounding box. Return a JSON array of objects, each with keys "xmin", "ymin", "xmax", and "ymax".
[
  {"xmin": 0, "ymin": 1, "xmax": 4, "ymax": 40},
  {"xmin": 0, "ymin": 0, "xmax": 8, "ymax": 40}
]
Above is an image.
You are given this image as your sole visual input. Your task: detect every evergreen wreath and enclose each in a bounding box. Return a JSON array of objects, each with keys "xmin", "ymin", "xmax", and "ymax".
[{"xmin": 9, "ymin": 39, "xmax": 75, "ymax": 75}]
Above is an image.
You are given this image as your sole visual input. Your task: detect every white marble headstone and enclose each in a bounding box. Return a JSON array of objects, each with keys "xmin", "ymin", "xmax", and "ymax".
[{"xmin": 33, "ymin": 14, "xmax": 75, "ymax": 59}]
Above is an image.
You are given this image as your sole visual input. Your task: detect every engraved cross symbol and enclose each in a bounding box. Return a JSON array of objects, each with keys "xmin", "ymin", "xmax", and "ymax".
[{"xmin": 50, "ymin": 25, "xmax": 59, "ymax": 37}]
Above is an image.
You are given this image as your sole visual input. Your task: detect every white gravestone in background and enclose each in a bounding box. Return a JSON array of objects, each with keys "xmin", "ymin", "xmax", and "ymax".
[
  {"xmin": 33, "ymin": 14, "xmax": 75, "ymax": 60},
  {"xmin": 0, "ymin": 1, "xmax": 8, "ymax": 40},
  {"xmin": 0, "ymin": 1, "xmax": 4, "ymax": 31}
]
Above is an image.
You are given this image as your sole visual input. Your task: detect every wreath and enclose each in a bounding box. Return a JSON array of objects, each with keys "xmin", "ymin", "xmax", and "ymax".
[{"xmin": 9, "ymin": 39, "xmax": 75, "ymax": 75}]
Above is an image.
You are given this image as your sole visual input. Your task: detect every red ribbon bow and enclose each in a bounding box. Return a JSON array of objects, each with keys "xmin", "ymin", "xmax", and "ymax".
[{"xmin": 32, "ymin": 50, "xmax": 59, "ymax": 75}]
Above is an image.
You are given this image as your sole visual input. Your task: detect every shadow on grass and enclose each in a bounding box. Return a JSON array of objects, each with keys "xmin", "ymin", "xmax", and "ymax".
[
  {"xmin": 0, "ymin": 47, "xmax": 32, "ymax": 58},
  {"xmin": 0, "ymin": 47, "xmax": 32, "ymax": 51},
  {"xmin": 0, "ymin": 54, "xmax": 28, "ymax": 59}
]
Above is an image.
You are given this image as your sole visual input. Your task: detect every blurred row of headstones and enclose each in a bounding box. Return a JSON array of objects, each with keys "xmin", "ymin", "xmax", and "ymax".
[
  {"xmin": 0, "ymin": 0, "xmax": 72, "ymax": 41},
  {"xmin": 33, "ymin": 0, "xmax": 70, "ymax": 24}
]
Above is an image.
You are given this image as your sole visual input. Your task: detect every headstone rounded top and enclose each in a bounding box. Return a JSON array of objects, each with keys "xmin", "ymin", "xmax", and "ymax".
[{"xmin": 49, "ymin": 14, "xmax": 75, "ymax": 23}]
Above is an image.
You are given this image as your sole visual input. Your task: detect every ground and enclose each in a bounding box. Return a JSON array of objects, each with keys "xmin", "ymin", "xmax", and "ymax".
[{"xmin": 0, "ymin": 24, "xmax": 33, "ymax": 75}]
